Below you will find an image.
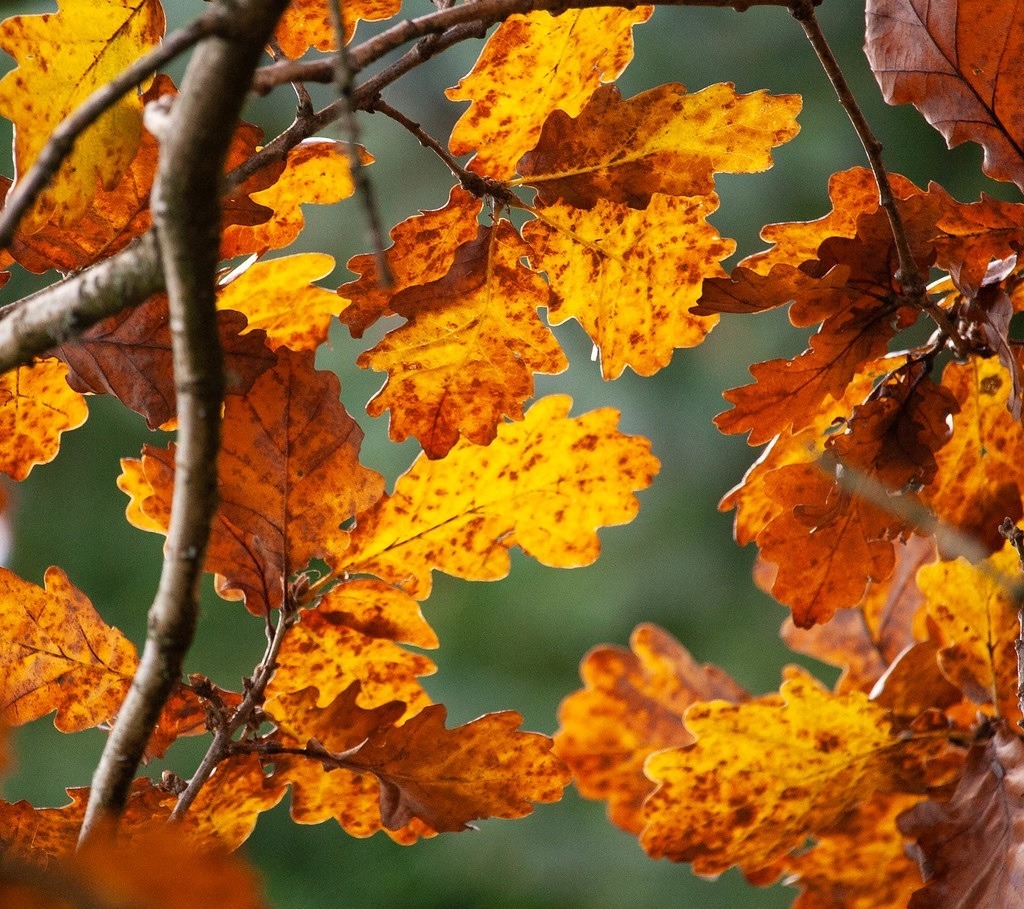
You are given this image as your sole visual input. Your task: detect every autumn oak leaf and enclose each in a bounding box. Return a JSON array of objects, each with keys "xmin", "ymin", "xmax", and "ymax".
[
  {"xmin": 0, "ymin": 0, "xmax": 164, "ymax": 232},
  {"xmin": 641, "ymin": 668, "xmax": 949, "ymax": 876},
  {"xmin": 523, "ymin": 194, "xmax": 730, "ymax": 378},
  {"xmin": 554, "ymin": 623, "xmax": 747, "ymax": 836},
  {"xmin": 274, "ymin": 0, "xmax": 402, "ymax": 56},
  {"xmin": 517, "ymin": 82, "xmax": 800, "ymax": 208},
  {"xmin": 446, "ymin": 6, "xmax": 652, "ymax": 179},
  {"xmin": 359, "ymin": 220, "xmax": 567, "ymax": 458},
  {"xmin": 340, "ymin": 394, "xmax": 659, "ymax": 598}
]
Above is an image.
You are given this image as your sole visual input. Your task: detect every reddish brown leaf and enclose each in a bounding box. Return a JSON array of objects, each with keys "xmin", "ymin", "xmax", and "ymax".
[
  {"xmin": 57, "ymin": 294, "xmax": 275, "ymax": 429},
  {"xmin": 866, "ymin": 0, "xmax": 1024, "ymax": 190},
  {"xmin": 554, "ymin": 623, "xmax": 747, "ymax": 835},
  {"xmin": 517, "ymin": 82, "xmax": 800, "ymax": 209},
  {"xmin": 899, "ymin": 725, "xmax": 1024, "ymax": 908},
  {"xmin": 359, "ymin": 220, "xmax": 566, "ymax": 458}
]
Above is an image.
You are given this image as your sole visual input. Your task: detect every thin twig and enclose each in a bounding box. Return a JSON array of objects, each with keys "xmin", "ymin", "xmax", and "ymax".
[
  {"xmin": 788, "ymin": 0, "xmax": 970, "ymax": 359},
  {"xmin": 171, "ymin": 605, "xmax": 299, "ymax": 819},
  {"xmin": 78, "ymin": 0, "xmax": 292, "ymax": 846},
  {"xmin": 0, "ymin": 11, "xmax": 227, "ymax": 252},
  {"xmin": 328, "ymin": 0, "xmax": 393, "ymax": 286}
]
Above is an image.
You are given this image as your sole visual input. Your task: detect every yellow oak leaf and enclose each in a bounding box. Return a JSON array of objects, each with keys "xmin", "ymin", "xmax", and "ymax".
[
  {"xmin": 517, "ymin": 82, "xmax": 801, "ymax": 208},
  {"xmin": 340, "ymin": 394, "xmax": 659, "ymax": 597},
  {"xmin": 446, "ymin": 6, "xmax": 652, "ymax": 179},
  {"xmin": 222, "ymin": 139, "xmax": 362, "ymax": 258},
  {"xmin": 917, "ymin": 543, "xmax": 1021, "ymax": 719},
  {"xmin": 274, "ymin": 0, "xmax": 401, "ymax": 56},
  {"xmin": 555, "ymin": 623, "xmax": 747, "ymax": 836},
  {"xmin": 641, "ymin": 668, "xmax": 947, "ymax": 876},
  {"xmin": 358, "ymin": 220, "xmax": 567, "ymax": 458},
  {"xmin": 0, "ymin": 358, "xmax": 87, "ymax": 481},
  {"xmin": 523, "ymin": 194, "xmax": 730, "ymax": 378},
  {"xmin": 0, "ymin": 566, "xmax": 136, "ymax": 733},
  {"xmin": 0, "ymin": 0, "xmax": 164, "ymax": 232},
  {"xmin": 266, "ymin": 579, "xmax": 436, "ymax": 718},
  {"xmin": 218, "ymin": 252, "xmax": 342, "ymax": 352}
]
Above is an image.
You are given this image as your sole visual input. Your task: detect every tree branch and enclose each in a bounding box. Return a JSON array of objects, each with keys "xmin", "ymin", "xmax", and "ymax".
[
  {"xmin": 78, "ymin": 0, "xmax": 292, "ymax": 845},
  {"xmin": 0, "ymin": 11, "xmax": 228, "ymax": 251},
  {"xmin": 788, "ymin": 0, "xmax": 970, "ymax": 359}
]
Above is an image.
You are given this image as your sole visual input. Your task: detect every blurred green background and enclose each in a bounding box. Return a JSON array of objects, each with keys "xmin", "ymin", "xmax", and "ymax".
[{"xmin": 0, "ymin": 1, "xmax": 1015, "ymax": 906}]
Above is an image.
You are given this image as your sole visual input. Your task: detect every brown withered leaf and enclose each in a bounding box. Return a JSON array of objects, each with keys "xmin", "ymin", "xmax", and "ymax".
[
  {"xmin": 359, "ymin": 220, "xmax": 567, "ymax": 459},
  {"xmin": 120, "ymin": 348, "xmax": 385, "ymax": 613},
  {"xmin": 554, "ymin": 623, "xmax": 747, "ymax": 835},
  {"xmin": 340, "ymin": 394, "xmax": 659, "ymax": 598},
  {"xmin": 522, "ymin": 194, "xmax": 729, "ymax": 378},
  {"xmin": 266, "ymin": 578, "xmax": 436, "ymax": 718},
  {"xmin": 338, "ymin": 186, "xmax": 482, "ymax": 339},
  {"xmin": 516, "ymin": 82, "xmax": 800, "ymax": 209},
  {"xmin": 923, "ymin": 357, "xmax": 1024, "ymax": 553},
  {"xmin": 446, "ymin": 7, "xmax": 652, "ymax": 179},
  {"xmin": 0, "ymin": 566, "xmax": 135, "ymax": 732},
  {"xmin": 641, "ymin": 667, "xmax": 953, "ymax": 876},
  {"xmin": 57, "ymin": 294, "xmax": 275, "ymax": 429},
  {"xmin": 866, "ymin": 0, "xmax": 1024, "ymax": 191},
  {"xmin": 900, "ymin": 725, "xmax": 1024, "ymax": 908}
]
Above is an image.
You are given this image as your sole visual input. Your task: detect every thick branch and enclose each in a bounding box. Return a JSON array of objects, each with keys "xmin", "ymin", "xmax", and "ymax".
[{"xmin": 78, "ymin": 0, "xmax": 292, "ymax": 845}]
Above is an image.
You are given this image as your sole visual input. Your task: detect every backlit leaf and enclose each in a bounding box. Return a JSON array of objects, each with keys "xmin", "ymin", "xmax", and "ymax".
[
  {"xmin": 0, "ymin": 566, "xmax": 135, "ymax": 732},
  {"xmin": 0, "ymin": 358, "xmax": 87, "ymax": 480},
  {"xmin": 0, "ymin": 0, "xmax": 164, "ymax": 232},
  {"xmin": 522, "ymin": 194, "xmax": 729, "ymax": 378},
  {"xmin": 554, "ymin": 623, "xmax": 747, "ymax": 835},
  {"xmin": 517, "ymin": 82, "xmax": 800, "ymax": 208},
  {"xmin": 359, "ymin": 220, "xmax": 567, "ymax": 458},
  {"xmin": 274, "ymin": 0, "xmax": 401, "ymax": 56},
  {"xmin": 641, "ymin": 668, "xmax": 950, "ymax": 875},
  {"xmin": 446, "ymin": 7, "xmax": 652, "ymax": 179},
  {"xmin": 917, "ymin": 543, "xmax": 1021, "ymax": 718},
  {"xmin": 218, "ymin": 252, "xmax": 343, "ymax": 352},
  {"xmin": 340, "ymin": 394, "xmax": 659, "ymax": 597},
  {"xmin": 866, "ymin": 0, "xmax": 1024, "ymax": 190}
]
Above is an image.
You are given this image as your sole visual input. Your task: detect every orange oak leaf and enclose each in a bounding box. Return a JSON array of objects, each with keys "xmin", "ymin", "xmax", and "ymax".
[
  {"xmin": 917, "ymin": 543, "xmax": 1021, "ymax": 719},
  {"xmin": 358, "ymin": 220, "xmax": 567, "ymax": 458},
  {"xmin": 175, "ymin": 753, "xmax": 287, "ymax": 852},
  {"xmin": 641, "ymin": 668, "xmax": 950, "ymax": 876},
  {"xmin": 271, "ymin": 685, "xmax": 569, "ymax": 837},
  {"xmin": 274, "ymin": 0, "xmax": 401, "ymax": 56},
  {"xmin": 826, "ymin": 362, "xmax": 958, "ymax": 491},
  {"xmin": 554, "ymin": 623, "xmax": 747, "ymax": 836},
  {"xmin": 57, "ymin": 295, "xmax": 275, "ymax": 429},
  {"xmin": 0, "ymin": 0, "xmax": 164, "ymax": 232},
  {"xmin": 446, "ymin": 6, "xmax": 652, "ymax": 179},
  {"xmin": 120, "ymin": 347, "xmax": 385, "ymax": 613},
  {"xmin": 517, "ymin": 82, "xmax": 800, "ymax": 208},
  {"xmin": 781, "ymin": 534, "xmax": 934, "ymax": 694},
  {"xmin": 932, "ymin": 192, "xmax": 1024, "ymax": 297},
  {"xmin": 340, "ymin": 394, "xmax": 659, "ymax": 598},
  {"xmin": 217, "ymin": 252, "xmax": 343, "ymax": 352},
  {"xmin": 866, "ymin": 0, "xmax": 1024, "ymax": 190},
  {"xmin": 0, "ymin": 566, "xmax": 135, "ymax": 733},
  {"xmin": 922, "ymin": 357, "xmax": 1024, "ymax": 553},
  {"xmin": 145, "ymin": 681, "xmax": 243, "ymax": 761},
  {"xmin": 338, "ymin": 186, "xmax": 482, "ymax": 338},
  {"xmin": 522, "ymin": 194, "xmax": 730, "ymax": 378},
  {"xmin": 221, "ymin": 139, "xmax": 362, "ymax": 258},
  {"xmin": 899, "ymin": 725, "xmax": 1024, "ymax": 907},
  {"xmin": 756, "ymin": 462, "xmax": 902, "ymax": 626},
  {"xmin": 266, "ymin": 578, "xmax": 437, "ymax": 718},
  {"xmin": 0, "ymin": 358, "xmax": 87, "ymax": 480},
  {"xmin": 783, "ymin": 792, "xmax": 926, "ymax": 909}
]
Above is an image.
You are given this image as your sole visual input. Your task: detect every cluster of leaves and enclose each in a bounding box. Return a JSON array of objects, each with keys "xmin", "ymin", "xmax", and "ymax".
[{"xmin": 0, "ymin": 0, "xmax": 1022, "ymax": 906}]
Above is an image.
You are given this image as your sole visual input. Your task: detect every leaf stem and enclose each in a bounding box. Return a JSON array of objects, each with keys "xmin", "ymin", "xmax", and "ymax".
[{"xmin": 788, "ymin": 0, "xmax": 969, "ymax": 359}]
